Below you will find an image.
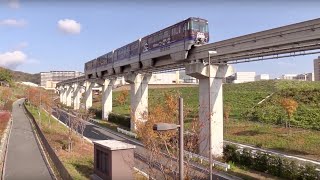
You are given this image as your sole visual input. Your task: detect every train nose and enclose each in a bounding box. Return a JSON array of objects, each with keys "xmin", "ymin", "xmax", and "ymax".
[{"xmin": 196, "ymin": 32, "xmax": 206, "ymax": 43}]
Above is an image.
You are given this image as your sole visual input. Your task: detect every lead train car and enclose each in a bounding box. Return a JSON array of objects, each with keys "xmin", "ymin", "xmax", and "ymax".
[{"xmin": 85, "ymin": 17, "xmax": 209, "ymax": 79}]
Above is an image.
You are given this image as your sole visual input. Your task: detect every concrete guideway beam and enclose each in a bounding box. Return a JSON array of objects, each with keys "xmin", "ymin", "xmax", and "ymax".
[
  {"xmin": 125, "ymin": 73, "xmax": 151, "ymax": 131},
  {"xmin": 185, "ymin": 62, "xmax": 233, "ymax": 158},
  {"xmin": 84, "ymin": 81, "xmax": 95, "ymax": 110},
  {"xmin": 102, "ymin": 79, "xmax": 115, "ymax": 120}
]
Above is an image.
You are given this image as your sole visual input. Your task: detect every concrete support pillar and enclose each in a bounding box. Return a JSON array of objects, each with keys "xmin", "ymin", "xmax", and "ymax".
[
  {"xmin": 66, "ymin": 85, "xmax": 73, "ymax": 107},
  {"xmin": 84, "ymin": 81, "xmax": 94, "ymax": 110},
  {"xmin": 125, "ymin": 73, "xmax": 151, "ymax": 131},
  {"xmin": 102, "ymin": 79, "xmax": 115, "ymax": 120},
  {"xmin": 73, "ymin": 83, "xmax": 82, "ymax": 110},
  {"xmin": 185, "ymin": 62, "xmax": 233, "ymax": 158},
  {"xmin": 59, "ymin": 87, "xmax": 64, "ymax": 103},
  {"xmin": 62, "ymin": 86, "xmax": 68, "ymax": 105}
]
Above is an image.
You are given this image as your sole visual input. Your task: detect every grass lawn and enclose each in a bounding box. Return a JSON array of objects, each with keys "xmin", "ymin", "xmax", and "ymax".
[
  {"xmin": 225, "ymin": 120, "xmax": 320, "ymax": 160},
  {"xmin": 27, "ymin": 105, "xmax": 94, "ymax": 180}
]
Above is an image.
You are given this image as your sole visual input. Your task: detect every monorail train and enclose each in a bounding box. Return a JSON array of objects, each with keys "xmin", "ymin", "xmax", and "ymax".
[{"xmin": 85, "ymin": 17, "xmax": 209, "ymax": 78}]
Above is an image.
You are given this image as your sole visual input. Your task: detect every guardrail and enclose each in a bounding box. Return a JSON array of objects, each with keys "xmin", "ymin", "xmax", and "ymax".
[
  {"xmin": 184, "ymin": 151, "xmax": 230, "ymax": 171},
  {"xmin": 0, "ymin": 116, "xmax": 12, "ymax": 178},
  {"xmin": 117, "ymin": 127, "xmax": 137, "ymax": 138},
  {"xmin": 24, "ymin": 103, "xmax": 72, "ymax": 180}
]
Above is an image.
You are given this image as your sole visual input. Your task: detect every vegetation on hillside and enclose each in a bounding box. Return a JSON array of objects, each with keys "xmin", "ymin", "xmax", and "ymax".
[
  {"xmin": 0, "ymin": 66, "xmax": 40, "ymax": 85},
  {"xmin": 88, "ymin": 80, "xmax": 320, "ymax": 160},
  {"xmin": 0, "ymin": 67, "xmax": 13, "ymax": 84},
  {"xmin": 90, "ymin": 80, "xmax": 320, "ymax": 131},
  {"xmin": 246, "ymin": 81, "xmax": 320, "ymax": 130}
]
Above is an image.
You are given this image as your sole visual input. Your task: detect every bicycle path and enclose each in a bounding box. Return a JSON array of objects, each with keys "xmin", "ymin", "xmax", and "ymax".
[{"xmin": 3, "ymin": 99, "xmax": 53, "ymax": 180}]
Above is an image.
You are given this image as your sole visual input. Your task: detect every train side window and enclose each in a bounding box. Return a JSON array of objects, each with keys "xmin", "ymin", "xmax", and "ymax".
[
  {"xmin": 148, "ymin": 37, "xmax": 153, "ymax": 44},
  {"xmin": 163, "ymin": 30, "xmax": 169, "ymax": 38}
]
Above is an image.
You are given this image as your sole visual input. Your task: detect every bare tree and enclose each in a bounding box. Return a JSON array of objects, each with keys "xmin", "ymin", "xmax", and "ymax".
[
  {"xmin": 76, "ymin": 107, "xmax": 90, "ymax": 144},
  {"xmin": 135, "ymin": 93, "xmax": 206, "ymax": 179},
  {"xmin": 66, "ymin": 112, "xmax": 79, "ymax": 152}
]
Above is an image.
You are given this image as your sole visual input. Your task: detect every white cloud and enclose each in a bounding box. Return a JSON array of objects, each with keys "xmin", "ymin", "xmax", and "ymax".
[
  {"xmin": 57, "ymin": 19, "xmax": 81, "ymax": 34},
  {"xmin": 0, "ymin": 19, "xmax": 27, "ymax": 27},
  {"xmin": 0, "ymin": 51, "xmax": 27, "ymax": 69},
  {"xmin": 7, "ymin": 0, "xmax": 20, "ymax": 9}
]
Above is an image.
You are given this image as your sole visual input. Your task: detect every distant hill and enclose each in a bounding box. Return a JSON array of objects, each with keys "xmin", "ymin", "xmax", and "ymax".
[{"xmin": 0, "ymin": 67, "xmax": 40, "ymax": 85}]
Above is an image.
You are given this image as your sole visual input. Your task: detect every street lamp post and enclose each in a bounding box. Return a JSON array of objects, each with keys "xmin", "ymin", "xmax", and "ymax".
[
  {"xmin": 208, "ymin": 50, "xmax": 217, "ymax": 180},
  {"xmin": 153, "ymin": 97, "xmax": 184, "ymax": 180}
]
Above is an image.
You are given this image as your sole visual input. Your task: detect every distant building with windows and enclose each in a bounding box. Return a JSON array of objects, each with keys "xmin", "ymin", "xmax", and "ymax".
[
  {"xmin": 295, "ymin": 73, "xmax": 314, "ymax": 81},
  {"xmin": 278, "ymin": 73, "xmax": 314, "ymax": 81},
  {"xmin": 255, "ymin": 74, "xmax": 270, "ymax": 81},
  {"xmin": 280, "ymin": 74, "xmax": 298, "ymax": 80},
  {"xmin": 315, "ymin": 56, "xmax": 320, "ymax": 81},
  {"xmin": 40, "ymin": 71, "xmax": 84, "ymax": 89},
  {"xmin": 233, "ymin": 72, "xmax": 256, "ymax": 83}
]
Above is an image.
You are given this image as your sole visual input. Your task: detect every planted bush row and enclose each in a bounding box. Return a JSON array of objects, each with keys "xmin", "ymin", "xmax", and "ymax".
[
  {"xmin": 108, "ymin": 113, "xmax": 130, "ymax": 129},
  {"xmin": 223, "ymin": 144, "xmax": 320, "ymax": 180}
]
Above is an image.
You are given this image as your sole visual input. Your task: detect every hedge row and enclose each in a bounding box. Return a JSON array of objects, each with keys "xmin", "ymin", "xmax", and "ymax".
[
  {"xmin": 223, "ymin": 144, "xmax": 320, "ymax": 179},
  {"xmin": 108, "ymin": 113, "xmax": 130, "ymax": 129}
]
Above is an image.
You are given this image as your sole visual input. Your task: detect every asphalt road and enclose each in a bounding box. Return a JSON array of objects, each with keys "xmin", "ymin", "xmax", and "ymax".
[{"xmin": 4, "ymin": 99, "xmax": 53, "ymax": 180}]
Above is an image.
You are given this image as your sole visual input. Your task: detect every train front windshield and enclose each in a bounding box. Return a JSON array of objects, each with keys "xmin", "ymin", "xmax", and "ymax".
[{"xmin": 191, "ymin": 20, "xmax": 208, "ymax": 33}]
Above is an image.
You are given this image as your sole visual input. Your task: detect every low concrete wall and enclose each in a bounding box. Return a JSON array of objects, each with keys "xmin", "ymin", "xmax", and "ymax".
[
  {"xmin": 23, "ymin": 104, "xmax": 73, "ymax": 180},
  {"xmin": 0, "ymin": 116, "xmax": 12, "ymax": 178}
]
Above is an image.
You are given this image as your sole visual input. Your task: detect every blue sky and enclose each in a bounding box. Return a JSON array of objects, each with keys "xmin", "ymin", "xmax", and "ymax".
[{"xmin": 0, "ymin": 0, "xmax": 320, "ymax": 78}]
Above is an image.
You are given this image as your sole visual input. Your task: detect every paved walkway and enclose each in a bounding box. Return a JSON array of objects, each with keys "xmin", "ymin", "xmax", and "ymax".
[{"xmin": 4, "ymin": 99, "xmax": 53, "ymax": 180}]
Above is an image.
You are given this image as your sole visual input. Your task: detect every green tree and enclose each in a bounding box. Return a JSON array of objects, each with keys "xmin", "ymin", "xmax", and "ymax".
[{"xmin": 0, "ymin": 68, "xmax": 13, "ymax": 84}]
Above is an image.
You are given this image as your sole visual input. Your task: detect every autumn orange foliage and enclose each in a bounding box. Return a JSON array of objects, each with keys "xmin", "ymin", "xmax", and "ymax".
[{"xmin": 280, "ymin": 98, "xmax": 298, "ymax": 128}]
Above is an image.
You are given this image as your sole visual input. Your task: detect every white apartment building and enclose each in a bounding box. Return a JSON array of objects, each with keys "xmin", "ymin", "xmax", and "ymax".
[
  {"xmin": 150, "ymin": 71, "xmax": 180, "ymax": 84},
  {"xmin": 40, "ymin": 71, "xmax": 84, "ymax": 89},
  {"xmin": 233, "ymin": 72, "xmax": 256, "ymax": 83},
  {"xmin": 315, "ymin": 56, "xmax": 320, "ymax": 81},
  {"xmin": 295, "ymin": 73, "xmax": 314, "ymax": 81},
  {"xmin": 280, "ymin": 74, "xmax": 298, "ymax": 80},
  {"xmin": 255, "ymin": 74, "xmax": 270, "ymax": 81}
]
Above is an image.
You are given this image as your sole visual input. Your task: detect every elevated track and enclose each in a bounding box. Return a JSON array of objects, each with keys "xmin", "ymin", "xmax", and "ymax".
[{"xmin": 57, "ymin": 18, "xmax": 320, "ymax": 86}]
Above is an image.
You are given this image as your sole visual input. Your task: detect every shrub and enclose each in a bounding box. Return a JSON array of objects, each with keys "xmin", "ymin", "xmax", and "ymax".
[
  {"xmin": 108, "ymin": 113, "xmax": 130, "ymax": 129},
  {"xmin": 88, "ymin": 107, "xmax": 102, "ymax": 119},
  {"xmin": 239, "ymin": 148, "xmax": 253, "ymax": 167},
  {"xmin": 0, "ymin": 111, "xmax": 11, "ymax": 122},
  {"xmin": 253, "ymin": 152, "xmax": 269, "ymax": 172},
  {"xmin": 2, "ymin": 100, "xmax": 13, "ymax": 112},
  {"xmin": 223, "ymin": 144, "xmax": 240, "ymax": 163},
  {"xmin": 223, "ymin": 145, "xmax": 320, "ymax": 179}
]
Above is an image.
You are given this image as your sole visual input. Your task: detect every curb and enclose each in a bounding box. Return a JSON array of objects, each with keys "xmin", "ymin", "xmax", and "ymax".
[{"xmin": 0, "ymin": 117, "xmax": 12, "ymax": 179}]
